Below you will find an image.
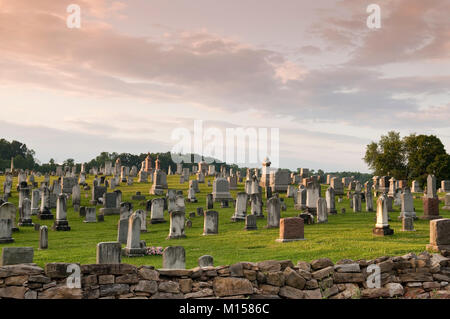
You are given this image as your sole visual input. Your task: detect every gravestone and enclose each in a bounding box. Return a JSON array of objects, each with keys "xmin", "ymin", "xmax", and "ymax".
[
  {"xmin": 189, "ymin": 180, "xmax": 200, "ymax": 193},
  {"xmin": 84, "ymin": 207, "xmax": 97, "ymax": 223},
  {"xmin": 421, "ymin": 174, "xmax": 441, "ymax": 220},
  {"xmin": 167, "ymin": 211, "xmax": 186, "ymax": 239},
  {"xmin": 120, "ymin": 202, "xmax": 133, "ymax": 220},
  {"xmin": 117, "ymin": 218, "xmax": 129, "ymax": 244},
  {"xmin": 197, "ymin": 171, "xmax": 205, "ymax": 183},
  {"xmin": 137, "ymin": 209, "xmax": 147, "ymax": 233},
  {"xmin": 53, "ymin": 194, "xmax": 71, "ymax": 231},
  {"xmin": 38, "ymin": 187, "xmax": 54, "ymax": 220},
  {"xmin": 138, "ymin": 170, "xmax": 148, "ymax": 183},
  {"xmin": 91, "ymin": 185, "xmax": 107, "ymax": 205},
  {"xmin": 316, "ymin": 198, "xmax": 328, "ymax": 223},
  {"xmin": 244, "ymin": 214, "xmax": 257, "ymax": 231},
  {"xmin": 97, "ymin": 242, "xmax": 122, "ymax": 264},
  {"xmin": 275, "ymin": 218, "xmax": 305, "ymax": 242},
  {"xmin": 426, "ymin": 218, "xmax": 450, "ymax": 253},
  {"xmin": 72, "ymin": 184, "xmax": 81, "ymax": 212},
  {"xmin": 150, "ymin": 168, "xmax": 168, "ymax": 195},
  {"xmin": 19, "ymin": 198, "xmax": 34, "ymax": 227},
  {"xmin": 99, "ymin": 192, "xmax": 120, "ymax": 215},
  {"xmin": 123, "ymin": 212, "xmax": 146, "ymax": 257},
  {"xmin": 175, "ymin": 195, "xmax": 186, "ymax": 213},
  {"xmin": 162, "ymin": 246, "xmax": 185, "ymax": 269},
  {"xmin": 188, "ymin": 187, "xmax": 197, "ymax": 203},
  {"xmin": 399, "ymin": 187, "xmax": 417, "ymax": 220},
  {"xmin": 353, "ymin": 194, "xmax": 362, "ymax": 212},
  {"xmin": 131, "ymin": 191, "xmax": 146, "ymax": 201},
  {"xmin": 266, "ymin": 197, "xmax": 281, "ymax": 228},
  {"xmin": 39, "ymin": 226, "xmax": 48, "ymax": 249},
  {"xmin": 250, "ymin": 193, "xmax": 264, "ymax": 218},
  {"xmin": 402, "ymin": 217, "xmax": 415, "ymax": 232},
  {"xmin": 150, "ymin": 198, "xmax": 165, "ymax": 224},
  {"xmin": 206, "ymin": 194, "xmax": 214, "ymax": 210},
  {"xmin": 441, "ymin": 180, "xmax": 450, "ymax": 193},
  {"xmin": 373, "ymin": 195, "xmax": 394, "ymax": 236},
  {"xmin": 212, "ymin": 178, "xmax": 233, "ymax": 202},
  {"xmin": 269, "ymin": 170, "xmax": 290, "ymax": 192},
  {"xmin": 305, "ymin": 181, "xmax": 320, "ymax": 214},
  {"xmin": 411, "ymin": 180, "xmax": 422, "ymax": 193},
  {"xmin": 79, "ymin": 206, "xmax": 86, "ymax": 217},
  {"xmin": 31, "ymin": 189, "xmax": 40, "ymax": 215},
  {"xmin": 228, "ymin": 175, "xmax": 237, "ymax": 190},
  {"xmin": 1, "ymin": 247, "xmax": 34, "ymax": 266},
  {"xmin": 0, "ymin": 219, "xmax": 13, "ymax": 243},
  {"xmin": 443, "ymin": 194, "xmax": 450, "ymax": 211},
  {"xmin": 203, "ymin": 210, "xmax": 219, "ymax": 235},
  {"xmin": 295, "ymin": 185, "xmax": 307, "ymax": 210},
  {"xmin": 365, "ymin": 187, "xmax": 374, "ymax": 212},
  {"xmin": 198, "ymin": 255, "xmax": 214, "ymax": 267},
  {"xmin": 61, "ymin": 177, "xmax": 77, "ymax": 194},
  {"xmin": 325, "ymin": 187, "xmax": 337, "ymax": 214},
  {"xmin": 231, "ymin": 192, "xmax": 247, "ymax": 221}
]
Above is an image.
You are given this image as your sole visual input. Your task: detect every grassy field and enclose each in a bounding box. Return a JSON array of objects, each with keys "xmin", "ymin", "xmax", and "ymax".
[{"xmin": 1, "ymin": 174, "xmax": 449, "ymax": 269}]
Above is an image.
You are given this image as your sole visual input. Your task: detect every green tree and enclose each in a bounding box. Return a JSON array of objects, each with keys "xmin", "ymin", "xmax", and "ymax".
[
  {"xmin": 364, "ymin": 131, "xmax": 407, "ymax": 179},
  {"xmin": 365, "ymin": 132, "xmax": 450, "ymax": 185}
]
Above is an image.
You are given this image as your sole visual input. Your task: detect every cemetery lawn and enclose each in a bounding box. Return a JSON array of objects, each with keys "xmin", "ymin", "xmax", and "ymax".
[{"xmin": 1, "ymin": 175, "xmax": 449, "ymax": 269}]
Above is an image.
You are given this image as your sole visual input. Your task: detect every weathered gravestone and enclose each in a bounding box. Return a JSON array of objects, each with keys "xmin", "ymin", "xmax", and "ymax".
[
  {"xmin": 0, "ymin": 218, "xmax": 14, "ymax": 243},
  {"xmin": 91, "ymin": 185, "xmax": 107, "ymax": 205},
  {"xmin": 212, "ymin": 178, "xmax": 233, "ymax": 202},
  {"xmin": 117, "ymin": 218, "xmax": 129, "ymax": 244},
  {"xmin": 244, "ymin": 214, "xmax": 257, "ymax": 231},
  {"xmin": 150, "ymin": 198, "xmax": 165, "ymax": 224},
  {"xmin": 206, "ymin": 194, "xmax": 214, "ymax": 210},
  {"xmin": 84, "ymin": 207, "xmax": 97, "ymax": 223},
  {"xmin": 266, "ymin": 197, "xmax": 281, "ymax": 228},
  {"xmin": 203, "ymin": 210, "xmax": 219, "ymax": 235},
  {"xmin": 123, "ymin": 212, "xmax": 146, "ymax": 257},
  {"xmin": 0, "ymin": 202, "xmax": 18, "ymax": 233},
  {"xmin": 1, "ymin": 247, "xmax": 34, "ymax": 265},
  {"xmin": 402, "ymin": 216, "xmax": 415, "ymax": 232},
  {"xmin": 305, "ymin": 181, "xmax": 320, "ymax": 214},
  {"xmin": 39, "ymin": 226, "xmax": 48, "ymax": 249},
  {"xmin": 316, "ymin": 198, "xmax": 328, "ymax": 223},
  {"xmin": 97, "ymin": 242, "xmax": 122, "ymax": 264},
  {"xmin": 250, "ymin": 193, "xmax": 264, "ymax": 218},
  {"xmin": 373, "ymin": 195, "xmax": 394, "ymax": 236},
  {"xmin": 19, "ymin": 198, "xmax": 34, "ymax": 227},
  {"xmin": 399, "ymin": 187, "xmax": 417, "ymax": 220},
  {"xmin": 426, "ymin": 218, "xmax": 450, "ymax": 253},
  {"xmin": 162, "ymin": 246, "xmax": 185, "ymax": 269},
  {"xmin": 231, "ymin": 192, "xmax": 247, "ymax": 221},
  {"xmin": 31, "ymin": 189, "xmax": 40, "ymax": 215},
  {"xmin": 443, "ymin": 194, "xmax": 450, "ymax": 211},
  {"xmin": 326, "ymin": 187, "xmax": 337, "ymax": 214},
  {"xmin": 198, "ymin": 255, "xmax": 214, "ymax": 267},
  {"xmin": 99, "ymin": 192, "xmax": 120, "ymax": 215},
  {"xmin": 53, "ymin": 194, "xmax": 71, "ymax": 231},
  {"xmin": 167, "ymin": 211, "xmax": 186, "ymax": 239},
  {"xmin": 353, "ymin": 194, "xmax": 362, "ymax": 212},
  {"xmin": 72, "ymin": 184, "xmax": 81, "ymax": 212}
]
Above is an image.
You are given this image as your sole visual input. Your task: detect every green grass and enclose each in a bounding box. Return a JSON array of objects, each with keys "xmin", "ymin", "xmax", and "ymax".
[{"xmin": 1, "ymin": 174, "xmax": 449, "ymax": 269}]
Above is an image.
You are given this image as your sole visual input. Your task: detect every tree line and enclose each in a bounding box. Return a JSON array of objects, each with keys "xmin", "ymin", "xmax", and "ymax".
[{"xmin": 364, "ymin": 131, "xmax": 450, "ymax": 186}]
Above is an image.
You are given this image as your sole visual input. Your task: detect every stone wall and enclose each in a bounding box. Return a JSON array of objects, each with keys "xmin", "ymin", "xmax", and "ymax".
[{"xmin": 0, "ymin": 251, "xmax": 449, "ymax": 299}]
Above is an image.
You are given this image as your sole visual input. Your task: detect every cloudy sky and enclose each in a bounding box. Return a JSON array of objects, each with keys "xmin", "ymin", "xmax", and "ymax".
[{"xmin": 0, "ymin": 0, "xmax": 449, "ymax": 172}]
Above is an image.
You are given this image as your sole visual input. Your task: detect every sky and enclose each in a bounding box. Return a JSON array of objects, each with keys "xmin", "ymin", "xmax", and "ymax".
[{"xmin": 0, "ymin": 0, "xmax": 449, "ymax": 172}]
